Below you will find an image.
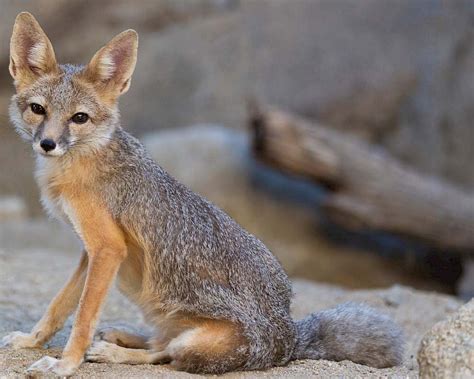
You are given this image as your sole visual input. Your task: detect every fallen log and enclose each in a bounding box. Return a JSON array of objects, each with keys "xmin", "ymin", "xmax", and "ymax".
[{"xmin": 250, "ymin": 105, "xmax": 474, "ymax": 253}]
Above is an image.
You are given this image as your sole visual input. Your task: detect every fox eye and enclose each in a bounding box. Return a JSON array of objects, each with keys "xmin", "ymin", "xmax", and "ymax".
[
  {"xmin": 71, "ymin": 112, "xmax": 89, "ymax": 124},
  {"xmin": 30, "ymin": 103, "xmax": 46, "ymax": 115}
]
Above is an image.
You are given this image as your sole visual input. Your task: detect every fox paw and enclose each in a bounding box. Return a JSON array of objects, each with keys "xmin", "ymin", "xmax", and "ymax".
[
  {"xmin": 26, "ymin": 356, "xmax": 78, "ymax": 377},
  {"xmin": 95, "ymin": 326, "xmax": 126, "ymax": 345},
  {"xmin": 1, "ymin": 331, "xmax": 40, "ymax": 349},
  {"xmin": 86, "ymin": 340, "xmax": 122, "ymax": 363}
]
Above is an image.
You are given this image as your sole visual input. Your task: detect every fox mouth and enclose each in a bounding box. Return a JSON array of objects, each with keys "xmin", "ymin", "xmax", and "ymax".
[
  {"xmin": 37, "ymin": 151, "xmax": 62, "ymax": 158},
  {"xmin": 33, "ymin": 143, "xmax": 66, "ymax": 157},
  {"xmin": 38, "ymin": 151, "xmax": 56, "ymax": 158}
]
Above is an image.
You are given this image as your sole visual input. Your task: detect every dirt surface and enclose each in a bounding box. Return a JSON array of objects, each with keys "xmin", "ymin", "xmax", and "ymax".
[{"xmin": 0, "ymin": 224, "xmax": 463, "ymax": 378}]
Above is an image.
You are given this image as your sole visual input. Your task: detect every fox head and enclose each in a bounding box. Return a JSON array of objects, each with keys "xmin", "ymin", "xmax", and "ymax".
[{"xmin": 9, "ymin": 12, "xmax": 138, "ymax": 157}]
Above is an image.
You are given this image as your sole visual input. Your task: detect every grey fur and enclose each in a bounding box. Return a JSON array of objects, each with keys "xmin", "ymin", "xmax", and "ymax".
[
  {"xmin": 94, "ymin": 128, "xmax": 296, "ymax": 371},
  {"xmin": 10, "ymin": 64, "xmax": 405, "ymax": 374},
  {"xmin": 83, "ymin": 127, "xmax": 404, "ymax": 372}
]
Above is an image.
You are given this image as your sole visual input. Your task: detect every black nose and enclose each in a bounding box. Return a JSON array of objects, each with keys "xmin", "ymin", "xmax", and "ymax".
[{"xmin": 40, "ymin": 139, "xmax": 56, "ymax": 152}]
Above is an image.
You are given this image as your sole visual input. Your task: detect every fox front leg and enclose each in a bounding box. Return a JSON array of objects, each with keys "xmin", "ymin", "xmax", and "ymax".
[
  {"xmin": 27, "ymin": 196, "xmax": 127, "ymax": 376},
  {"xmin": 27, "ymin": 250, "xmax": 125, "ymax": 376}
]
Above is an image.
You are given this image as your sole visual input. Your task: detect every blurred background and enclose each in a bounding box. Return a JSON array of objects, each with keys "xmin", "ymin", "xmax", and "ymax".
[{"xmin": 0, "ymin": 0, "xmax": 473, "ymax": 296}]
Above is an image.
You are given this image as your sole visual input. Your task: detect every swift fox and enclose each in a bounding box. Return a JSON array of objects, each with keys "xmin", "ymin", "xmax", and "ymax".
[{"xmin": 1, "ymin": 12, "xmax": 404, "ymax": 376}]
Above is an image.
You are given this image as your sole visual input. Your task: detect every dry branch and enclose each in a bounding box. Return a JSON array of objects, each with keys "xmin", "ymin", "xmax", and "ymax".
[{"xmin": 250, "ymin": 105, "xmax": 474, "ymax": 253}]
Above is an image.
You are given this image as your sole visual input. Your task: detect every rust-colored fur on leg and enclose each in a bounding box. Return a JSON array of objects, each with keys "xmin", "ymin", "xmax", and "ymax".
[
  {"xmin": 96, "ymin": 325, "xmax": 150, "ymax": 349},
  {"xmin": 161, "ymin": 319, "xmax": 249, "ymax": 374},
  {"xmin": 88, "ymin": 318, "xmax": 250, "ymax": 373},
  {"xmin": 58, "ymin": 194, "xmax": 127, "ymax": 367},
  {"xmin": 86, "ymin": 341, "xmax": 165, "ymax": 364}
]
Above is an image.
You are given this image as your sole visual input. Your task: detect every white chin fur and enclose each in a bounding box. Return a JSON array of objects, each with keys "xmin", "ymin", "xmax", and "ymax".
[{"xmin": 33, "ymin": 143, "xmax": 66, "ymax": 157}]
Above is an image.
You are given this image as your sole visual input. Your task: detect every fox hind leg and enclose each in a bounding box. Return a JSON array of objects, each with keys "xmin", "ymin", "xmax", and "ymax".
[
  {"xmin": 96, "ymin": 324, "xmax": 150, "ymax": 349},
  {"xmin": 86, "ymin": 341, "xmax": 168, "ymax": 365},
  {"xmin": 89, "ymin": 319, "xmax": 250, "ymax": 373},
  {"xmin": 162, "ymin": 320, "xmax": 249, "ymax": 374}
]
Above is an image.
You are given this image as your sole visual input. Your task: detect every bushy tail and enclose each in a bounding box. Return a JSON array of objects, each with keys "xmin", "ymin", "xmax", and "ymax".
[{"xmin": 292, "ymin": 302, "xmax": 404, "ymax": 368}]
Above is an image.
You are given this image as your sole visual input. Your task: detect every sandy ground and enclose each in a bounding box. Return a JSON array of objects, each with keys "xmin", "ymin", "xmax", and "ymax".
[{"xmin": 0, "ymin": 221, "xmax": 463, "ymax": 378}]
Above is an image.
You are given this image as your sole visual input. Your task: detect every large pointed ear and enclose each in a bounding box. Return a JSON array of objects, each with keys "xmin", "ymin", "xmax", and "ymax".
[
  {"xmin": 83, "ymin": 30, "xmax": 138, "ymax": 101},
  {"xmin": 9, "ymin": 12, "xmax": 59, "ymax": 89}
]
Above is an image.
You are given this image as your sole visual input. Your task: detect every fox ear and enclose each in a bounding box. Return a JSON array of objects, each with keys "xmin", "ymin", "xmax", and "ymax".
[
  {"xmin": 9, "ymin": 12, "xmax": 58, "ymax": 88},
  {"xmin": 84, "ymin": 30, "xmax": 138, "ymax": 100}
]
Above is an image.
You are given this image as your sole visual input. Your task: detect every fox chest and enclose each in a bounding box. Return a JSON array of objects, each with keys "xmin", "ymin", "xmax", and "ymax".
[
  {"xmin": 41, "ymin": 191, "xmax": 82, "ymax": 237},
  {"xmin": 40, "ymin": 189, "xmax": 77, "ymax": 225}
]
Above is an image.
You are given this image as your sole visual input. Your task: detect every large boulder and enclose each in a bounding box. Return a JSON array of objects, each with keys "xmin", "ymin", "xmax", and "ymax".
[{"xmin": 418, "ymin": 299, "xmax": 474, "ymax": 378}]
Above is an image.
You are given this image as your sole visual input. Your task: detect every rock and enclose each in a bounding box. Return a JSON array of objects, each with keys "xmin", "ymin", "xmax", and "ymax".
[
  {"xmin": 417, "ymin": 299, "xmax": 474, "ymax": 378},
  {"xmin": 127, "ymin": 0, "xmax": 474, "ymax": 190},
  {"xmin": 0, "ymin": 196, "xmax": 27, "ymax": 222}
]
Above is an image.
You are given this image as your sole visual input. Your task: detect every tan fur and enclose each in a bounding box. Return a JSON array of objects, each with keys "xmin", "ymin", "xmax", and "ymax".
[
  {"xmin": 58, "ymin": 188, "xmax": 127, "ymax": 364},
  {"xmin": 31, "ymin": 252, "xmax": 88, "ymax": 345},
  {"xmin": 172, "ymin": 319, "xmax": 246, "ymax": 357},
  {"xmin": 86, "ymin": 341, "xmax": 166, "ymax": 365},
  {"xmin": 88, "ymin": 317, "xmax": 248, "ymax": 371},
  {"xmin": 32, "ymin": 150, "xmax": 130, "ymax": 369},
  {"xmin": 155, "ymin": 318, "xmax": 248, "ymax": 372},
  {"xmin": 98, "ymin": 326, "xmax": 149, "ymax": 349}
]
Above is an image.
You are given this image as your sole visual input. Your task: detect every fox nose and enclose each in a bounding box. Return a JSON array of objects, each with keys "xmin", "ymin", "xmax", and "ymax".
[{"xmin": 40, "ymin": 139, "xmax": 56, "ymax": 152}]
